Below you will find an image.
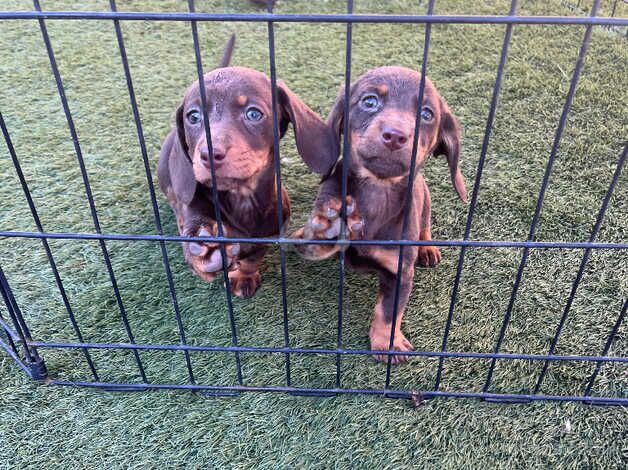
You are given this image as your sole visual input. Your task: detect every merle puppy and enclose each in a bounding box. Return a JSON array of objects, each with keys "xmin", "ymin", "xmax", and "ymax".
[
  {"xmin": 293, "ymin": 66, "xmax": 467, "ymax": 362},
  {"xmin": 158, "ymin": 36, "xmax": 334, "ymax": 297}
]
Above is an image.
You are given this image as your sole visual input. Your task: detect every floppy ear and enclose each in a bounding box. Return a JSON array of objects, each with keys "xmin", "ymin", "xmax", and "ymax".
[
  {"xmin": 167, "ymin": 105, "xmax": 196, "ymax": 205},
  {"xmin": 432, "ymin": 99, "xmax": 467, "ymax": 203},
  {"xmin": 277, "ymin": 81, "xmax": 338, "ymax": 176}
]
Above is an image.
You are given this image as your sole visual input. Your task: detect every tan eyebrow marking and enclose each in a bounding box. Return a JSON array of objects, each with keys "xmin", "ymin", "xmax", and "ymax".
[
  {"xmin": 236, "ymin": 95, "xmax": 247, "ymax": 106},
  {"xmin": 376, "ymin": 84, "xmax": 389, "ymax": 96}
]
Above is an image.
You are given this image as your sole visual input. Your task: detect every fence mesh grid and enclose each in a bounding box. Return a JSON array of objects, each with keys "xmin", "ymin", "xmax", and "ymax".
[{"xmin": 0, "ymin": 0, "xmax": 626, "ymax": 405}]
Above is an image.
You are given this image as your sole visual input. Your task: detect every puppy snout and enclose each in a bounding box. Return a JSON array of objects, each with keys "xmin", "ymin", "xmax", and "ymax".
[
  {"xmin": 200, "ymin": 145, "xmax": 226, "ymax": 169},
  {"xmin": 381, "ymin": 127, "xmax": 408, "ymax": 151}
]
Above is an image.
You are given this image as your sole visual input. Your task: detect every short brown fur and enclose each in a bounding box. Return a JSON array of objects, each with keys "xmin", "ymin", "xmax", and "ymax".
[{"xmin": 293, "ymin": 66, "xmax": 467, "ymax": 361}]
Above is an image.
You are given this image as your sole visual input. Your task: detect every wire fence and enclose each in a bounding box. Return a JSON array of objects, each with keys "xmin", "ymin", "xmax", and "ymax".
[{"xmin": 0, "ymin": 0, "xmax": 626, "ymax": 405}]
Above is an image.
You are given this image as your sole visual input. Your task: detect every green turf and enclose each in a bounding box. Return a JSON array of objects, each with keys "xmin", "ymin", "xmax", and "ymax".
[{"xmin": 1, "ymin": 0, "xmax": 627, "ymax": 468}]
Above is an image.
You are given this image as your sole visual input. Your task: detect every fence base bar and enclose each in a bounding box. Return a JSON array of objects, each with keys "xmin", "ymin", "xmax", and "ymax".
[
  {"xmin": 43, "ymin": 380, "xmax": 628, "ymax": 405},
  {"xmin": 288, "ymin": 390, "xmax": 338, "ymax": 398},
  {"xmin": 483, "ymin": 396, "xmax": 531, "ymax": 404}
]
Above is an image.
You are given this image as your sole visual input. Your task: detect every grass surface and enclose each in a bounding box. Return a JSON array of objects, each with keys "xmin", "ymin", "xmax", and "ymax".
[{"xmin": 0, "ymin": 0, "xmax": 627, "ymax": 468}]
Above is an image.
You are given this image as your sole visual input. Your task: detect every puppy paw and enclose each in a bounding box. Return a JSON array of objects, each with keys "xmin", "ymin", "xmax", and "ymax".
[
  {"xmin": 228, "ymin": 268, "xmax": 262, "ymax": 299},
  {"xmin": 369, "ymin": 327, "xmax": 414, "ymax": 364},
  {"xmin": 417, "ymin": 245, "xmax": 441, "ymax": 267},
  {"xmin": 292, "ymin": 196, "xmax": 364, "ymax": 260},
  {"xmin": 184, "ymin": 223, "xmax": 240, "ymax": 282}
]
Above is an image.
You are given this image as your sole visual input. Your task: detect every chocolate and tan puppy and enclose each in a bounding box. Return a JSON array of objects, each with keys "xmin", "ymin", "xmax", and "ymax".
[
  {"xmin": 158, "ymin": 36, "xmax": 334, "ymax": 297},
  {"xmin": 293, "ymin": 66, "xmax": 467, "ymax": 362}
]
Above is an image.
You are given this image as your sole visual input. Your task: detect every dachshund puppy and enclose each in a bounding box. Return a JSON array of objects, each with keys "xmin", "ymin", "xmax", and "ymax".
[
  {"xmin": 293, "ymin": 66, "xmax": 467, "ymax": 362},
  {"xmin": 158, "ymin": 36, "xmax": 334, "ymax": 297}
]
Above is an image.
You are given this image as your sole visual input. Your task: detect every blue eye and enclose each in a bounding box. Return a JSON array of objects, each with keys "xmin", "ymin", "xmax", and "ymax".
[
  {"xmin": 421, "ymin": 107, "xmax": 434, "ymax": 121},
  {"xmin": 361, "ymin": 94, "xmax": 379, "ymax": 110},
  {"xmin": 245, "ymin": 107, "xmax": 264, "ymax": 121},
  {"xmin": 187, "ymin": 110, "xmax": 201, "ymax": 124}
]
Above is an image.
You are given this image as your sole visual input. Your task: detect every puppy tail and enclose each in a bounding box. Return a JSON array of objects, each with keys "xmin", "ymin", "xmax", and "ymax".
[{"xmin": 218, "ymin": 34, "xmax": 236, "ymax": 68}]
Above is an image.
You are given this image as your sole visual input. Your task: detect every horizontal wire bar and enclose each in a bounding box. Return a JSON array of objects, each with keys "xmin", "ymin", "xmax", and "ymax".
[
  {"xmin": 1, "ymin": 230, "xmax": 624, "ymax": 249},
  {"xmin": 0, "ymin": 11, "xmax": 626, "ymax": 26},
  {"xmin": 48, "ymin": 379, "xmax": 628, "ymax": 405},
  {"xmin": 25, "ymin": 340, "xmax": 628, "ymax": 363}
]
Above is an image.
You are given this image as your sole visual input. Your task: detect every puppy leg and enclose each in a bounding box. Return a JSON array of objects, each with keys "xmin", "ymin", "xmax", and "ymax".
[
  {"xmin": 292, "ymin": 195, "xmax": 364, "ymax": 260},
  {"xmin": 367, "ymin": 248, "xmax": 417, "ymax": 364},
  {"xmin": 173, "ymin": 200, "xmax": 240, "ymax": 282},
  {"xmin": 227, "ymin": 245, "xmax": 267, "ymax": 298},
  {"xmin": 416, "ymin": 183, "xmax": 442, "ymax": 267}
]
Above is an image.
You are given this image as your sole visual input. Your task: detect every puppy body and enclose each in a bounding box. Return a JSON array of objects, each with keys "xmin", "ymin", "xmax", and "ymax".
[
  {"xmin": 159, "ymin": 38, "xmax": 333, "ymax": 297},
  {"xmin": 295, "ymin": 66, "xmax": 467, "ymax": 361}
]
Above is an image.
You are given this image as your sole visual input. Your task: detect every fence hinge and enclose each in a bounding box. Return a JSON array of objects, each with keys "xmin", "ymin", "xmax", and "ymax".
[{"xmin": 26, "ymin": 356, "xmax": 49, "ymax": 381}]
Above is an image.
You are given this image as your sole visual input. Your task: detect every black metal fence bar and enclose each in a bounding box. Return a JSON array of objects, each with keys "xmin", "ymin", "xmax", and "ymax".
[
  {"xmin": 22, "ymin": 339, "xmax": 628, "ymax": 363},
  {"xmin": 2, "ymin": 231, "xmax": 626, "ymax": 250},
  {"xmin": 265, "ymin": 0, "xmax": 292, "ymax": 387},
  {"xmin": 32, "ymin": 0, "xmax": 148, "ymax": 382},
  {"xmin": 0, "ymin": 264, "xmax": 39, "ymax": 363},
  {"xmin": 434, "ymin": 0, "xmax": 518, "ymax": 391},
  {"xmin": 384, "ymin": 0, "xmax": 434, "ymax": 389},
  {"xmin": 188, "ymin": 0, "xmax": 243, "ymax": 386},
  {"xmin": 1, "ymin": 11, "xmax": 627, "ymax": 26},
  {"xmin": 109, "ymin": 0, "xmax": 195, "ymax": 385},
  {"xmin": 583, "ymin": 298, "xmax": 627, "ymax": 397},
  {"xmin": 46, "ymin": 379, "xmax": 628, "ymax": 406},
  {"xmin": 335, "ymin": 0, "xmax": 354, "ymax": 389},
  {"xmin": 0, "ymin": 111, "xmax": 99, "ymax": 380},
  {"xmin": 483, "ymin": 0, "xmax": 601, "ymax": 393},
  {"xmin": 533, "ymin": 144, "xmax": 627, "ymax": 393}
]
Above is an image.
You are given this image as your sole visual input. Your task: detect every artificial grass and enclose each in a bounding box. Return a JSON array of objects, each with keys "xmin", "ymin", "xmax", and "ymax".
[{"xmin": 0, "ymin": 0, "xmax": 626, "ymax": 468}]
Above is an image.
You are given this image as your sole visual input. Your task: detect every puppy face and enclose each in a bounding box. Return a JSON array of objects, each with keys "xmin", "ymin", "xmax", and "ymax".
[
  {"xmin": 179, "ymin": 66, "xmax": 275, "ymax": 191},
  {"xmin": 167, "ymin": 66, "xmax": 337, "ymax": 204},
  {"xmin": 328, "ymin": 66, "xmax": 467, "ymax": 201}
]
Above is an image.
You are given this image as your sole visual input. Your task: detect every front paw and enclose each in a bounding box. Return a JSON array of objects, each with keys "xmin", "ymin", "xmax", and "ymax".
[
  {"xmin": 417, "ymin": 245, "xmax": 441, "ymax": 267},
  {"xmin": 369, "ymin": 327, "xmax": 414, "ymax": 364},
  {"xmin": 292, "ymin": 196, "xmax": 364, "ymax": 260},
  {"xmin": 184, "ymin": 223, "xmax": 240, "ymax": 282},
  {"xmin": 228, "ymin": 268, "xmax": 262, "ymax": 299}
]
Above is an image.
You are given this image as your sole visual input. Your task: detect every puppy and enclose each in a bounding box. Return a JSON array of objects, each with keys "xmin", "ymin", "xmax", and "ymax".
[
  {"xmin": 158, "ymin": 36, "xmax": 334, "ymax": 297},
  {"xmin": 293, "ymin": 66, "xmax": 467, "ymax": 362}
]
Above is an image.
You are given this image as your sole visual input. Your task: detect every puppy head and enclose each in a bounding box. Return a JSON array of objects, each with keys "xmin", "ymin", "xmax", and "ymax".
[
  {"xmin": 168, "ymin": 67, "xmax": 335, "ymax": 203},
  {"xmin": 328, "ymin": 66, "xmax": 467, "ymax": 201}
]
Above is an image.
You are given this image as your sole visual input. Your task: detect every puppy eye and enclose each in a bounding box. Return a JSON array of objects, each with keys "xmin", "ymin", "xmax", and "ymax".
[
  {"xmin": 186, "ymin": 110, "xmax": 201, "ymax": 125},
  {"xmin": 421, "ymin": 107, "xmax": 434, "ymax": 122},
  {"xmin": 360, "ymin": 94, "xmax": 379, "ymax": 111},
  {"xmin": 245, "ymin": 107, "xmax": 264, "ymax": 121}
]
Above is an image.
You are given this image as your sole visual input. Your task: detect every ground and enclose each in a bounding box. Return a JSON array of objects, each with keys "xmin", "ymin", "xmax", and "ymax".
[{"xmin": 0, "ymin": 0, "xmax": 626, "ymax": 468}]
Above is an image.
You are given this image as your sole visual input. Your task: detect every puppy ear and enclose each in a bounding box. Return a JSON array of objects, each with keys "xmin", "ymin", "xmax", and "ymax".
[
  {"xmin": 167, "ymin": 105, "xmax": 196, "ymax": 205},
  {"xmin": 433, "ymin": 98, "xmax": 467, "ymax": 203},
  {"xmin": 277, "ymin": 81, "xmax": 338, "ymax": 176}
]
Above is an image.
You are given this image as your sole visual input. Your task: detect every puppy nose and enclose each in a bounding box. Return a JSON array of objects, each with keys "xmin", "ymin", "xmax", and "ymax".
[
  {"xmin": 200, "ymin": 146, "xmax": 226, "ymax": 168},
  {"xmin": 381, "ymin": 128, "xmax": 408, "ymax": 151}
]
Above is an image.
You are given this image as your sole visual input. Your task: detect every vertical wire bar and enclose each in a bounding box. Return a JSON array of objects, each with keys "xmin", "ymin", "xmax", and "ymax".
[
  {"xmin": 583, "ymin": 298, "xmax": 627, "ymax": 396},
  {"xmin": 0, "ymin": 264, "xmax": 38, "ymax": 362},
  {"xmin": 33, "ymin": 0, "xmax": 148, "ymax": 382},
  {"xmin": 0, "ymin": 292, "xmax": 20, "ymax": 357},
  {"xmin": 109, "ymin": 0, "xmax": 195, "ymax": 384},
  {"xmin": 534, "ymin": 145, "xmax": 626, "ymax": 393},
  {"xmin": 265, "ymin": 0, "xmax": 292, "ymax": 386},
  {"xmin": 483, "ymin": 0, "xmax": 601, "ymax": 393},
  {"xmin": 0, "ymin": 111, "xmax": 99, "ymax": 379},
  {"xmin": 335, "ymin": 0, "xmax": 353, "ymax": 389},
  {"xmin": 187, "ymin": 0, "xmax": 243, "ymax": 385},
  {"xmin": 433, "ymin": 0, "xmax": 518, "ymax": 391},
  {"xmin": 384, "ymin": 0, "xmax": 435, "ymax": 389}
]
